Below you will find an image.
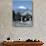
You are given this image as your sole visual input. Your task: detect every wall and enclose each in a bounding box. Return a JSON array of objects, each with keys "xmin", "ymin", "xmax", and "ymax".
[{"xmin": 0, "ymin": 0, "xmax": 46, "ymax": 46}]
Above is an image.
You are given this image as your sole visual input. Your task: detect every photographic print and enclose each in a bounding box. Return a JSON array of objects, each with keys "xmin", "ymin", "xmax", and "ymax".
[{"xmin": 12, "ymin": 0, "xmax": 33, "ymax": 27}]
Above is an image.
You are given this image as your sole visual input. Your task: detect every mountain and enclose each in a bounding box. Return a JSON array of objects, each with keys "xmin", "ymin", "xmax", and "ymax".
[{"xmin": 15, "ymin": 8, "xmax": 32, "ymax": 16}]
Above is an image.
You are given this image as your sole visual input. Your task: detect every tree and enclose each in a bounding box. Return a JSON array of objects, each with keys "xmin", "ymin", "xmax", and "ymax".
[
  {"xmin": 17, "ymin": 12, "xmax": 21, "ymax": 16},
  {"xmin": 16, "ymin": 12, "xmax": 21, "ymax": 21},
  {"xmin": 12, "ymin": 10, "xmax": 16, "ymax": 21}
]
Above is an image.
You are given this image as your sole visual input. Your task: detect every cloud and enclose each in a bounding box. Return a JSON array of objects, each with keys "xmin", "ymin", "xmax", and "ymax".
[{"xmin": 18, "ymin": 6, "xmax": 26, "ymax": 9}]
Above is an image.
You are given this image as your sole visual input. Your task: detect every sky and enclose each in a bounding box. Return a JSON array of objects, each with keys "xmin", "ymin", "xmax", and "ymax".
[{"xmin": 13, "ymin": 0, "xmax": 32, "ymax": 11}]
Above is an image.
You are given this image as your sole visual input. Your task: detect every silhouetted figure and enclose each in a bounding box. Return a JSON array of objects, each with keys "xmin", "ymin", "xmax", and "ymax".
[
  {"xmin": 30, "ymin": 16, "xmax": 32, "ymax": 21},
  {"xmin": 16, "ymin": 12, "xmax": 21, "ymax": 21},
  {"xmin": 13, "ymin": 10, "xmax": 16, "ymax": 21}
]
